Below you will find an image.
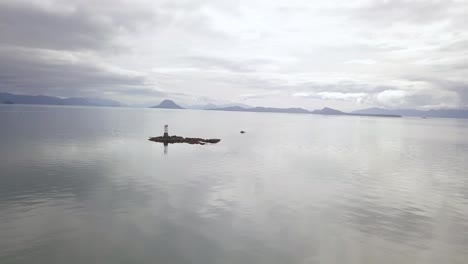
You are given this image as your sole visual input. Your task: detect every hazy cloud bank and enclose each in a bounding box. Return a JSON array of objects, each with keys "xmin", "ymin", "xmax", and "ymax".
[{"xmin": 1, "ymin": 0, "xmax": 467, "ymax": 109}]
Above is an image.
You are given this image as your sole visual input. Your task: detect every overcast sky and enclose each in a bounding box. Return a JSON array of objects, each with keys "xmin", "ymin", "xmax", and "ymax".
[{"xmin": 0, "ymin": 0, "xmax": 467, "ymax": 110}]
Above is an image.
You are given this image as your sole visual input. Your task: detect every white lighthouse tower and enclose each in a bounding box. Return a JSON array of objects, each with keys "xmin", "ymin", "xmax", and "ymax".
[{"xmin": 164, "ymin": 125, "xmax": 169, "ymax": 137}]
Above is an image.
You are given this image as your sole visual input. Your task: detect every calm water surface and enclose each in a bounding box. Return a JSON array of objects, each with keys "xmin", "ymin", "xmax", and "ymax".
[{"xmin": 1, "ymin": 105, "xmax": 468, "ymax": 264}]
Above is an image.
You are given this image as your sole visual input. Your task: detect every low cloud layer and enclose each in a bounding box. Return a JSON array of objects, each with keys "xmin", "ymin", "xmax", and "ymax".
[{"xmin": 1, "ymin": 0, "xmax": 467, "ymax": 109}]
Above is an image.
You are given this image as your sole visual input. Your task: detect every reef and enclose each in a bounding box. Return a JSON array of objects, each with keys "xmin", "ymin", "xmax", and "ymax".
[{"xmin": 149, "ymin": 135, "xmax": 221, "ymax": 145}]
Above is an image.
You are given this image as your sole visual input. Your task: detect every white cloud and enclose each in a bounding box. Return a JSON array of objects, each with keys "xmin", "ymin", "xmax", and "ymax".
[
  {"xmin": 317, "ymin": 92, "xmax": 368, "ymax": 100},
  {"xmin": 376, "ymin": 90, "xmax": 408, "ymax": 107},
  {"xmin": 344, "ymin": 59, "xmax": 377, "ymax": 65}
]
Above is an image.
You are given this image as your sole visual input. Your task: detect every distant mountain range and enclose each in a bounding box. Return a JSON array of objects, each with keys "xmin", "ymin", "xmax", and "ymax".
[
  {"xmin": 310, "ymin": 107, "xmax": 344, "ymax": 115},
  {"xmin": 0, "ymin": 92, "xmax": 123, "ymax": 107},
  {"xmin": 148, "ymin": 100, "xmax": 467, "ymax": 118},
  {"xmin": 4, "ymin": 93, "xmax": 467, "ymax": 119},
  {"xmin": 353, "ymin": 107, "xmax": 468, "ymax": 119},
  {"xmin": 151, "ymin": 100, "xmax": 251, "ymax": 110},
  {"xmin": 149, "ymin": 99, "xmax": 400, "ymax": 117},
  {"xmin": 208, "ymin": 106, "xmax": 310, "ymax": 114},
  {"xmin": 208, "ymin": 105, "xmax": 401, "ymax": 117},
  {"xmin": 150, "ymin": 99, "xmax": 184, "ymax": 109}
]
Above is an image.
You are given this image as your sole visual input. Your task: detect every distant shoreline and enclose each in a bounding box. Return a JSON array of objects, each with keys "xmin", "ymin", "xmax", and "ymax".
[{"xmin": 3, "ymin": 92, "xmax": 468, "ymax": 119}]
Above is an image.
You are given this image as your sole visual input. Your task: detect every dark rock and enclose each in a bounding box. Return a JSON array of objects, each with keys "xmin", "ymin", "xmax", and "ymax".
[{"xmin": 149, "ymin": 135, "xmax": 220, "ymax": 145}]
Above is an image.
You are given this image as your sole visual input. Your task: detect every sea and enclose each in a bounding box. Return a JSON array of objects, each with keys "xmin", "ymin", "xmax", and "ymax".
[{"xmin": 1, "ymin": 104, "xmax": 468, "ymax": 264}]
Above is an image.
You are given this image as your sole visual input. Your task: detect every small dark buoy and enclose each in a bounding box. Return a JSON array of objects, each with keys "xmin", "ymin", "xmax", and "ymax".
[{"xmin": 240, "ymin": 131, "xmax": 246, "ymax": 134}]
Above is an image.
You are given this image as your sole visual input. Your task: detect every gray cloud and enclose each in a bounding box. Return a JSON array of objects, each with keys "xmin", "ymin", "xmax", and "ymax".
[
  {"xmin": 181, "ymin": 56, "xmax": 276, "ymax": 73},
  {"xmin": 348, "ymin": 0, "xmax": 461, "ymax": 25},
  {"xmin": 0, "ymin": 46, "xmax": 146, "ymax": 97},
  {"xmin": 409, "ymin": 78, "xmax": 468, "ymax": 107},
  {"xmin": 295, "ymin": 81, "xmax": 394, "ymax": 94},
  {"xmin": 120, "ymin": 88, "xmax": 168, "ymax": 97},
  {"xmin": 0, "ymin": 0, "xmax": 161, "ymax": 102},
  {"xmin": 0, "ymin": 1, "xmax": 154, "ymax": 51},
  {"xmin": 440, "ymin": 39, "xmax": 468, "ymax": 53},
  {"xmin": 0, "ymin": 2, "xmax": 109, "ymax": 50}
]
